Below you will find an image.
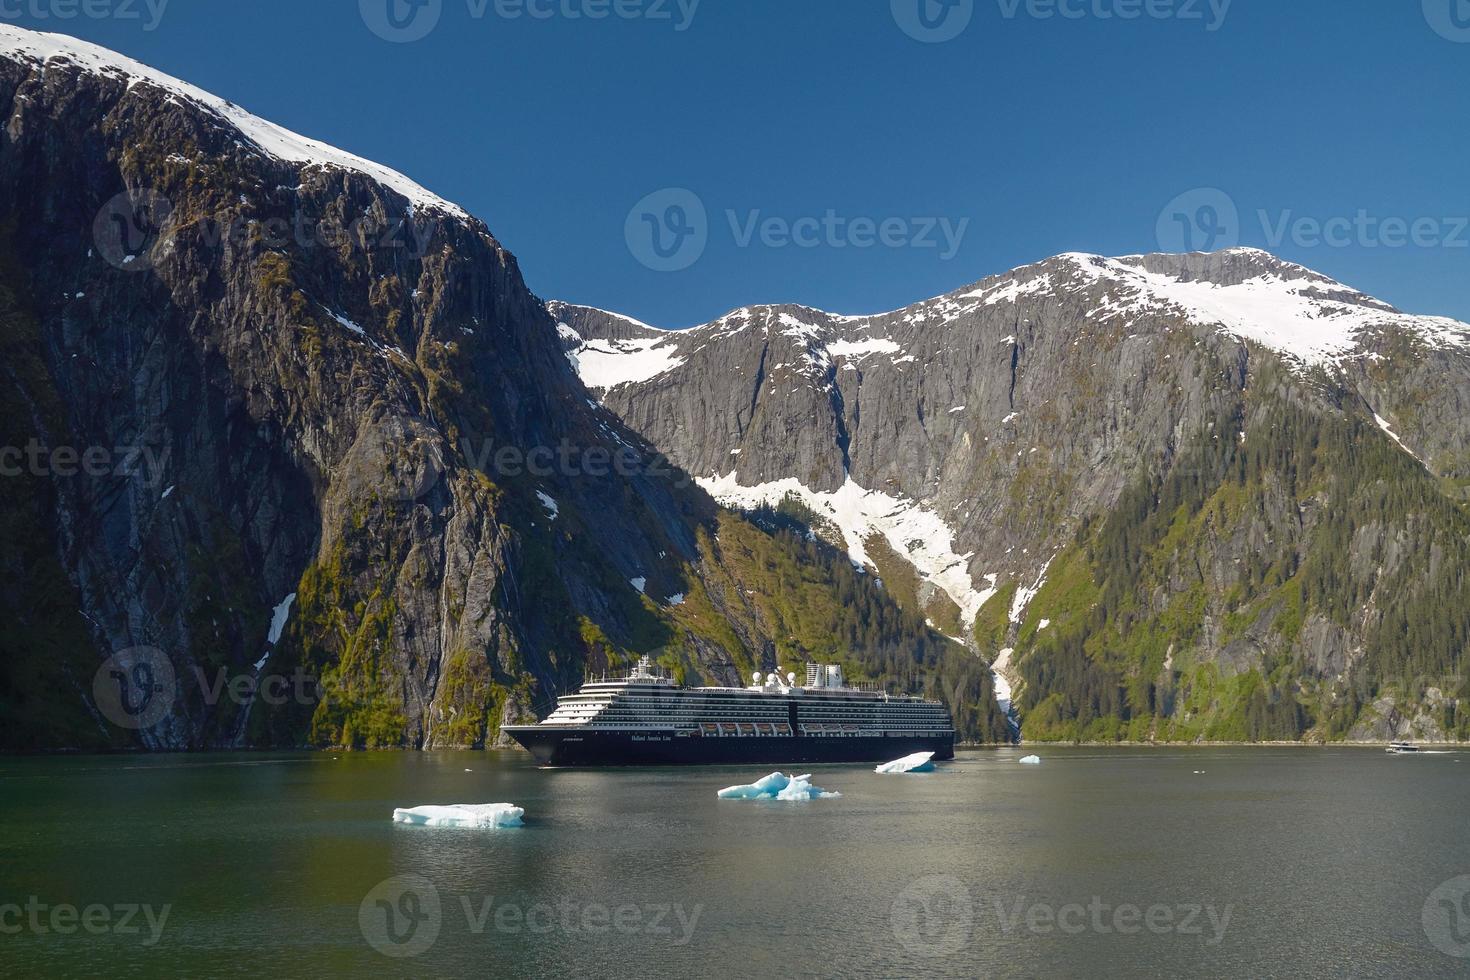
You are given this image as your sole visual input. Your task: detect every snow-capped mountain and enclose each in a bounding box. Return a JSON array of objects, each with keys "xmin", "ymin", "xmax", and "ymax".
[
  {"xmin": 0, "ymin": 26, "xmax": 1003, "ymax": 750},
  {"xmin": 553, "ymin": 250, "xmax": 1470, "ymax": 742}
]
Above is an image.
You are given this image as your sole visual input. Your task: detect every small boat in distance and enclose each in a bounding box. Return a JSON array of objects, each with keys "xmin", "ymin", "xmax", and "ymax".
[{"xmin": 1386, "ymin": 740, "xmax": 1419, "ymax": 754}]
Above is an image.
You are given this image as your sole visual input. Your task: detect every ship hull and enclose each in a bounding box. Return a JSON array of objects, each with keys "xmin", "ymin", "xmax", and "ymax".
[{"xmin": 502, "ymin": 728, "xmax": 956, "ymax": 767}]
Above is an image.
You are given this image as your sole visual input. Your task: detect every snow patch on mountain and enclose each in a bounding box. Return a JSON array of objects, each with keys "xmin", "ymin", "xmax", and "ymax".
[
  {"xmin": 0, "ymin": 25, "xmax": 467, "ymax": 218},
  {"xmin": 1071, "ymin": 253, "xmax": 1470, "ymax": 366},
  {"xmin": 327, "ymin": 310, "xmax": 366, "ymax": 336},
  {"xmin": 1374, "ymin": 412, "xmax": 1424, "ymax": 466},
  {"xmin": 573, "ymin": 336, "xmax": 686, "ymax": 392},
  {"xmin": 990, "ymin": 647, "xmax": 1016, "ymax": 715},
  {"xmin": 827, "ymin": 337, "xmax": 902, "ymax": 359},
  {"xmin": 253, "ymin": 593, "xmax": 297, "ymax": 672},
  {"xmin": 698, "ymin": 472, "xmax": 996, "ymax": 627},
  {"xmin": 1009, "ymin": 559, "xmax": 1054, "ymax": 625},
  {"xmin": 966, "ymin": 272, "xmax": 1056, "ymax": 308}
]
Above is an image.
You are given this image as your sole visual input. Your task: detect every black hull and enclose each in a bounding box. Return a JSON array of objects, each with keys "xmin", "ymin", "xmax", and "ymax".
[{"xmin": 503, "ymin": 728, "xmax": 955, "ymax": 767}]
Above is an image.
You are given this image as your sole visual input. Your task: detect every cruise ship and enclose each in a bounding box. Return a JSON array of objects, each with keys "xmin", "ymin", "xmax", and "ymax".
[{"xmin": 503, "ymin": 657, "xmax": 955, "ymax": 766}]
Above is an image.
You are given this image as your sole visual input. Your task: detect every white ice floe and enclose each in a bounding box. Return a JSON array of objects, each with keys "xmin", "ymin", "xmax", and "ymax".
[
  {"xmin": 0, "ymin": 26, "xmax": 468, "ymax": 218},
  {"xmin": 535, "ymin": 491, "xmax": 560, "ymax": 519},
  {"xmin": 630, "ymin": 576, "xmax": 647, "ymax": 594},
  {"xmin": 1018, "ymin": 755, "xmax": 1041, "ymax": 765},
  {"xmin": 665, "ymin": 593, "xmax": 686, "ymax": 607},
  {"xmin": 874, "ymin": 751, "xmax": 936, "ymax": 774},
  {"xmin": 716, "ymin": 772, "xmax": 840, "ymax": 800},
  {"xmin": 392, "ymin": 803, "xmax": 524, "ymax": 828}
]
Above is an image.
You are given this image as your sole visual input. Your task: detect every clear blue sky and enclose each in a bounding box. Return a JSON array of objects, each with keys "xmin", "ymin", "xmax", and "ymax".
[{"xmin": 8, "ymin": 0, "xmax": 1469, "ymax": 326}]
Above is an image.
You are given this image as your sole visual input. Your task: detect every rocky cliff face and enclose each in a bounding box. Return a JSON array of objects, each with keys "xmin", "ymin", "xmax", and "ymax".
[
  {"xmin": 553, "ymin": 250, "xmax": 1470, "ymax": 742},
  {"xmin": 0, "ymin": 26, "xmax": 1004, "ymax": 750}
]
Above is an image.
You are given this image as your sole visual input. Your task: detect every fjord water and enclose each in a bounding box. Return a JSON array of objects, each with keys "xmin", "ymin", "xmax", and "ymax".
[{"xmin": 1, "ymin": 748, "xmax": 1466, "ymax": 978}]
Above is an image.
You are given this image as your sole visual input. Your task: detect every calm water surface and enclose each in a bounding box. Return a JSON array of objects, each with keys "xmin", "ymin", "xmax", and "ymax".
[{"xmin": 1, "ymin": 747, "xmax": 1467, "ymax": 978}]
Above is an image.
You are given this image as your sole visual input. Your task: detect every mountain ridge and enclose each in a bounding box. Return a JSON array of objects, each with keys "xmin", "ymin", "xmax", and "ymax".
[{"xmin": 553, "ymin": 249, "xmax": 1470, "ymax": 742}]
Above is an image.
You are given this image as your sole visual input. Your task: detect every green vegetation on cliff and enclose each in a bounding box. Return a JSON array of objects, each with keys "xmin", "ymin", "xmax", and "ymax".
[
  {"xmin": 707, "ymin": 506, "xmax": 1012, "ymax": 743},
  {"xmin": 0, "ymin": 276, "xmax": 117, "ymax": 751},
  {"xmin": 1015, "ymin": 385, "xmax": 1470, "ymax": 743}
]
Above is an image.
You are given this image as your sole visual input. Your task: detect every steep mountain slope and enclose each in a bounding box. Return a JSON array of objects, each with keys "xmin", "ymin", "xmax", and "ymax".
[
  {"xmin": 552, "ymin": 251, "xmax": 1470, "ymax": 742},
  {"xmin": 0, "ymin": 26, "xmax": 1006, "ymax": 750}
]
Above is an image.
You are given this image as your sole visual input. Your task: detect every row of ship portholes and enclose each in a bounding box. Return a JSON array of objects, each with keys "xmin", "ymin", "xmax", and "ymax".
[{"xmin": 695, "ymin": 723, "xmax": 944, "ymax": 737}]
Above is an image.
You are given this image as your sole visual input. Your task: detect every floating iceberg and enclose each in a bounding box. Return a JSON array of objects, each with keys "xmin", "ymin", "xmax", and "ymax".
[
  {"xmin": 875, "ymin": 751, "xmax": 936, "ymax": 774},
  {"xmin": 392, "ymin": 803, "xmax": 524, "ymax": 828},
  {"xmin": 717, "ymin": 772, "xmax": 840, "ymax": 800},
  {"xmin": 1018, "ymin": 755, "xmax": 1041, "ymax": 765}
]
